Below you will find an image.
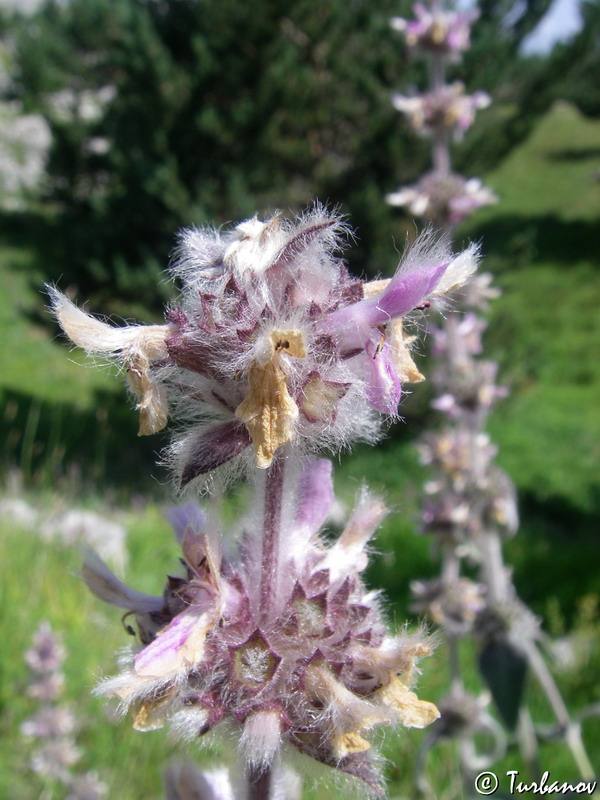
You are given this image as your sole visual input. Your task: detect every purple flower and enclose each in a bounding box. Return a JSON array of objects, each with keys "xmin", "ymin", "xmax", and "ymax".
[
  {"xmin": 25, "ymin": 621, "xmax": 65, "ymax": 676},
  {"xmin": 386, "ymin": 172, "xmax": 497, "ymax": 226},
  {"xmin": 21, "ymin": 706, "xmax": 77, "ymax": 738},
  {"xmin": 391, "ymin": 3, "xmax": 478, "ymax": 60},
  {"xmin": 50, "ymin": 207, "xmax": 478, "ymax": 490},
  {"xmin": 392, "ymin": 83, "xmax": 490, "ymax": 138},
  {"xmin": 411, "ymin": 577, "xmax": 486, "ymax": 635}
]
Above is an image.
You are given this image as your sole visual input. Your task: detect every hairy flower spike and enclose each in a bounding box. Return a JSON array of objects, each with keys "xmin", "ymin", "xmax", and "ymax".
[
  {"xmin": 84, "ymin": 459, "xmax": 439, "ymax": 795},
  {"xmin": 393, "ymin": 83, "xmax": 490, "ymax": 139},
  {"xmin": 50, "ymin": 207, "xmax": 478, "ymax": 490},
  {"xmin": 387, "ymin": 173, "xmax": 497, "ymax": 225}
]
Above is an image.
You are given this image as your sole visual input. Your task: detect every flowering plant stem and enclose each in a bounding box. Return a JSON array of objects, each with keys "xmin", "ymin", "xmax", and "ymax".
[
  {"xmin": 525, "ymin": 642, "xmax": 595, "ymax": 779},
  {"xmin": 389, "ymin": 0, "xmax": 596, "ymax": 791},
  {"xmin": 259, "ymin": 456, "xmax": 285, "ymax": 623}
]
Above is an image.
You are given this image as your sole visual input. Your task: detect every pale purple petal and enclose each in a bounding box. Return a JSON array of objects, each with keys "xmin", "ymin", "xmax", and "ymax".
[
  {"xmin": 321, "ymin": 261, "xmax": 447, "ymax": 351},
  {"xmin": 81, "ymin": 549, "xmax": 163, "ymax": 612},
  {"xmin": 165, "ymin": 501, "xmax": 206, "ymax": 544},
  {"xmin": 180, "ymin": 421, "xmax": 251, "ymax": 487},
  {"xmin": 377, "ymin": 261, "xmax": 447, "ymax": 318},
  {"xmin": 365, "ymin": 338, "xmax": 402, "ymax": 414},
  {"xmin": 295, "ymin": 458, "xmax": 334, "ymax": 533},
  {"xmin": 134, "ymin": 608, "xmax": 212, "ymax": 678}
]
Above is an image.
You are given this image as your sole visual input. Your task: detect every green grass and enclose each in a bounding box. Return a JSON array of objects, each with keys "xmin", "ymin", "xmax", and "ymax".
[
  {"xmin": 0, "ymin": 246, "xmax": 169, "ymax": 491},
  {"xmin": 0, "ymin": 515, "xmax": 176, "ymax": 800},
  {"xmin": 473, "ymin": 101, "xmax": 600, "ymax": 222},
  {"xmin": 457, "ymin": 101, "xmax": 600, "ymax": 617},
  {"xmin": 0, "ymin": 247, "xmax": 119, "ymax": 406}
]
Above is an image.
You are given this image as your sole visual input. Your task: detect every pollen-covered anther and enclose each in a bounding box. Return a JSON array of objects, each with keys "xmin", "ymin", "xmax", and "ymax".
[
  {"xmin": 373, "ymin": 674, "xmax": 440, "ymax": 728},
  {"xmin": 235, "ymin": 329, "xmax": 306, "ymax": 468}
]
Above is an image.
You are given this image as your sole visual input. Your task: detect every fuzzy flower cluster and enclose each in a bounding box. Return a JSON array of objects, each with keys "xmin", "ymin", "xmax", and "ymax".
[
  {"xmin": 387, "ymin": 173, "xmax": 497, "ymax": 226},
  {"xmin": 83, "ymin": 459, "xmax": 439, "ymax": 795},
  {"xmin": 411, "ymin": 577, "xmax": 486, "ymax": 637},
  {"xmin": 387, "ymin": 4, "xmax": 497, "ymax": 228},
  {"xmin": 417, "ymin": 312, "xmax": 518, "ymax": 549},
  {"xmin": 390, "ymin": 3, "xmax": 478, "ymax": 59},
  {"xmin": 392, "ymin": 83, "xmax": 490, "ymax": 138},
  {"xmin": 22, "ymin": 622, "xmax": 107, "ymax": 799},
  {"xmin": 50, "ymin": 207, "xmax": 478, "ymax": 491}
]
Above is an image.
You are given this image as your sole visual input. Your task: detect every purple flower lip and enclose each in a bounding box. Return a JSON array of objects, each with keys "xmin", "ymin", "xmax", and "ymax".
[{"xmin": 320, "ymin": 260, "xmax": 448, "ymax": 352}]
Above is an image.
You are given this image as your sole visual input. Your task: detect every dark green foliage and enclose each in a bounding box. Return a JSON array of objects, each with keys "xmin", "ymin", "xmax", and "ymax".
[
  {"xmin": 11, "ymin": 0, "xmax": 583, "ymax": 312},
  {"xmin": 551, "ymin": 0, "xmax": 600, "ymax": 118},
  {"xmin": 10, "ymin": 0, "xmax": 426, "ymax": 312},
  {"xmin": 463, "ymin": 0, "xmax": 553, "ymax": 89},
  {"xmin": 479, "ymin": 637, "xmax": 528, "ymax": 730}
]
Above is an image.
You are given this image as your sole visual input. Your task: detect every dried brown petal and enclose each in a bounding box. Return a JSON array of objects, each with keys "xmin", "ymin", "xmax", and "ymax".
[
  {"xmin": 127, "ymin": 353, "xmax": 169, "ymax": 435},
  {"xmin": 300, "ymin": 376, "xmax": 348, "ymax": 422},
  {"xmin": 235, "ymin": 361, "xmax": 298, "ymax": 468},
  {"xmin": 132, "ymin": 685, "xmax": 175, "ymax": 731},
  {"xmin": 388, "ymin": 320, "xmax": 425, "ymax": 384},
  {"xmin": 374, "ymin": 675, "xmax": 439, "ymax": 728},
  {"xmin": 236, "ymin": 329, "xmax": 306, "ymax": 468},
  {"xmin": 332, "ymin": 731, "xmax": 371, "ymax": 759}
]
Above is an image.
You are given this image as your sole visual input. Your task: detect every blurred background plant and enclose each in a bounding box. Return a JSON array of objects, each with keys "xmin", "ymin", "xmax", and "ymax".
[
  {"xmin": 1, "ymin": 0, "xmax": 599, "ymax": 797},
  {"xmin": 384, "ymin": 1, "xmax": 598, "ymax": 791},
  {"xmin": 21, "ymin": 621, "xmax": 108, "ymax": 800}
]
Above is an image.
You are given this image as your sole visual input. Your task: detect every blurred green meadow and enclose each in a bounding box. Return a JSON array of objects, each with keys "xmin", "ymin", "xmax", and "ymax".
[{"xmin": 1, "ymin": 97, "xmax": 599, "ymax": 797}]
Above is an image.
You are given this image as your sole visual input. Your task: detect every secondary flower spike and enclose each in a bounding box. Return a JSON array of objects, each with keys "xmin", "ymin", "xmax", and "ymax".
[
  {"xmin": 84, "ymin": 459, "xmax": 439, "ymax": 795},
  {"xmin": 50, "ymin": 206, "xmax": 478, "ymax": 487}
]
